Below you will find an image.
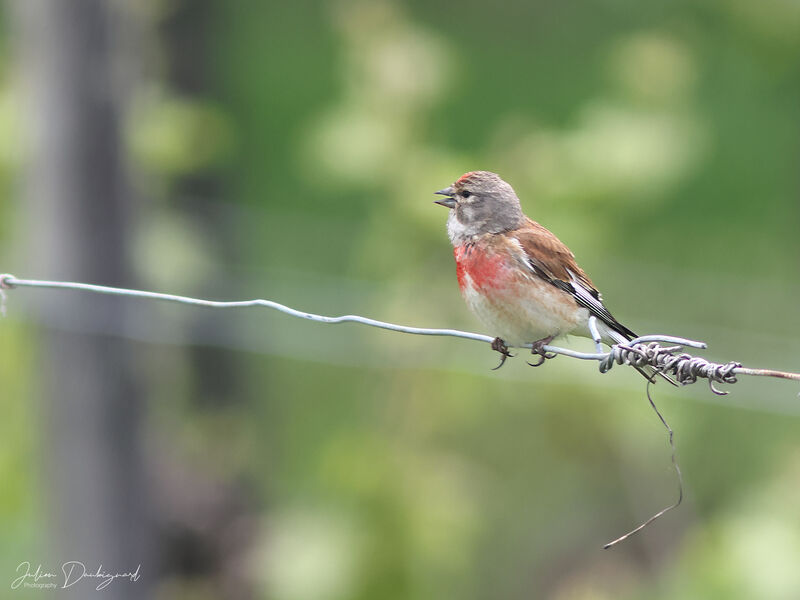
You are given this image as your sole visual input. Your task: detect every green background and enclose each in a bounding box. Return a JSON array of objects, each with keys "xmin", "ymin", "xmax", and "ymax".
[{"xmin": 1, "ymin": 0, "xmax": 799, "ymax": 598}]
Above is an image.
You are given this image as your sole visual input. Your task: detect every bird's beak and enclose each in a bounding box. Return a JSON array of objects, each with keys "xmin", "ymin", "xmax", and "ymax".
[{"xmin": 434, "ymin": 187, "xmax": 456, "ymax": 209}]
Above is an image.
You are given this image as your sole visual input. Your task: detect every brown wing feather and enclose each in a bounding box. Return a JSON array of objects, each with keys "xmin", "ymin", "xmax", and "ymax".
[
  {"xmin": 513, "ymin": 219, "xmax": 591, "ymax": 284},
  {"xmin": 513, "ymin": 219, "xmax": 637, "ymax": 340}
]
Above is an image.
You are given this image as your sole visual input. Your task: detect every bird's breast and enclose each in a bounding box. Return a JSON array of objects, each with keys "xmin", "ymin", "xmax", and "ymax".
[
  {"xmin": 453, "ymin": 241, "xmax": 587, "ymax": 344},
  {"xmin": 454, "ymin": 243, "xmax": 507, "ymax": 292}
]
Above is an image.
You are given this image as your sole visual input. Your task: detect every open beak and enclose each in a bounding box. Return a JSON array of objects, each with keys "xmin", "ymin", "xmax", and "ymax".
[{"xmin": 434, "ymin": 186, "xmax": 456, "ymax": 209}]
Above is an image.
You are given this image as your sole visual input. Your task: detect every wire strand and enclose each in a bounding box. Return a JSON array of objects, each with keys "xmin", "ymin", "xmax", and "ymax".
[
  {"xmin": 2, "ymin": 273, "xmax": 799, "ymax": 384},
  {"xmin": 604, "ymin": 380, "xmax": 684, "ymax": 549}
]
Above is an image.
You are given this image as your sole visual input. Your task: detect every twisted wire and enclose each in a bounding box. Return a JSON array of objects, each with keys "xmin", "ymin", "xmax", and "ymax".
[{"xmin": 600, "ymin": 341, "xmax": 742, "ymax": 395}]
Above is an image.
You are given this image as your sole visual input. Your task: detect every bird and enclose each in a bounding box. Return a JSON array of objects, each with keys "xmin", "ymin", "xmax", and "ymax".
[{"xmin": 435, "ymin": 170, "xmax": 675, "ymax": 384}]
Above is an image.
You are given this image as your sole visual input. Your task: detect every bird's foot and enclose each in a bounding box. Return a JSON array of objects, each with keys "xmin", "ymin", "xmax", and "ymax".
[
  {"xmin": 490, "ymin": 337, "xmax": 514, "ymax": 370},
  {"xmin": 527, "ymin": 335, "xmax": 557, "ymax": 367}
]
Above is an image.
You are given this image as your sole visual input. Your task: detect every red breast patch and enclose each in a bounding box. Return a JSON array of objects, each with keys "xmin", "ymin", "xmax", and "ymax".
[{"xmin": 454, "ymin": 244, "xmax": 505, "ymax": 291}]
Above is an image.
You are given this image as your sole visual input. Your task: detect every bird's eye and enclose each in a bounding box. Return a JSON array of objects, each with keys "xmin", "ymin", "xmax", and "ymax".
[{"xmin": 460, "ymin": 190, "xmax": 472, "ymax": 198}]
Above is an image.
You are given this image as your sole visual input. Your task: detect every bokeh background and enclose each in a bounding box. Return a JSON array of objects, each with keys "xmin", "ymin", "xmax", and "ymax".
[{"xmin": 1, "ymin": 0, "xmax": 800, "ymax": 598}]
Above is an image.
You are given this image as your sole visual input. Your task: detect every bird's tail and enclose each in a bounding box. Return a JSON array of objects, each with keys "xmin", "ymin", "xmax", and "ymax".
[{"xmin": 601, "ymin": 325, "xmax": 679, "ymax": 387}]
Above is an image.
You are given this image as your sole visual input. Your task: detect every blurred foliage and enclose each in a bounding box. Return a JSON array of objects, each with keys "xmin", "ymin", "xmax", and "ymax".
[
  {"xmin": 129, "ymin": 90, "xmax": 235, "ymax": 180},
  {"xmin": 1, "ymin": 0, "xmax": 800, "ymax": 598}
]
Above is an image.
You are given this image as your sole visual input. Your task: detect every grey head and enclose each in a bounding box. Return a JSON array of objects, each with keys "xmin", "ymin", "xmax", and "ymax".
[{"xmin": 434, "ymin": 171, "xmax": 525, "ymax": 246}]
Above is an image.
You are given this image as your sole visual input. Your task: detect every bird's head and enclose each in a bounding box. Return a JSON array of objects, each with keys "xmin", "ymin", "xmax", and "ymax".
[{"xmin": 435, "ymin": 171, "xmax": 525, "ymax": 244}]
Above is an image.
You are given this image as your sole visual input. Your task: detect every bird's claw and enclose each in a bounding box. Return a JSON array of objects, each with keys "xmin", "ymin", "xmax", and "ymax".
[
  {"xmin": 491, "ymin": 337, "xmax": 514, "ymax": 370},
  {"xmin": 526, "ymin": 355, "xmax": 546, "ymax": 367},
  {"xmin": 526, "ymin": 336, "xmax": 556, "ymax": 368}
]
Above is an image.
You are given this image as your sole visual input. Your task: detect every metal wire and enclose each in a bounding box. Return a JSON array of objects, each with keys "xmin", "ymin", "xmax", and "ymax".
[
  {"xmin": 603, "ymin": 380, "xmax": 683, "ymax": 549},
  {"xmin": 2, "ymin": 273, "xmax": 799, "ymax": 385}
]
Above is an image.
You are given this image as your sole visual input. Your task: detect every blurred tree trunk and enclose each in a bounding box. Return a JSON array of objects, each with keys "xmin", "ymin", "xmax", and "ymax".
[
  {"xmin": 153, "ymin": 4, "xmax": 258, "ymax": 597},
  {"xmin": 11, "ymin": 1, "xmax": 152, "ymax": 599},
  {"xmin": 160, "ymin": 0, "xmax": 244, "ymax": 411}
]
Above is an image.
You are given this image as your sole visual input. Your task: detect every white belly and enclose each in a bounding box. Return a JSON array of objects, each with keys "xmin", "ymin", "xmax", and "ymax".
[{"xmin": 461, "ymin": 272, "xmax": 589, "ymax": 346}]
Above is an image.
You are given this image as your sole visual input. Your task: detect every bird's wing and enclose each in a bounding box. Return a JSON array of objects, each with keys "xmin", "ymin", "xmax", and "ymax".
[
  {"xmin": 508, "ymin": 220, "xmax": 679, "ymax": 386},
  {"xmin": 510, "ymin": 219, "xmax": 637, "ymax": 341}
]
